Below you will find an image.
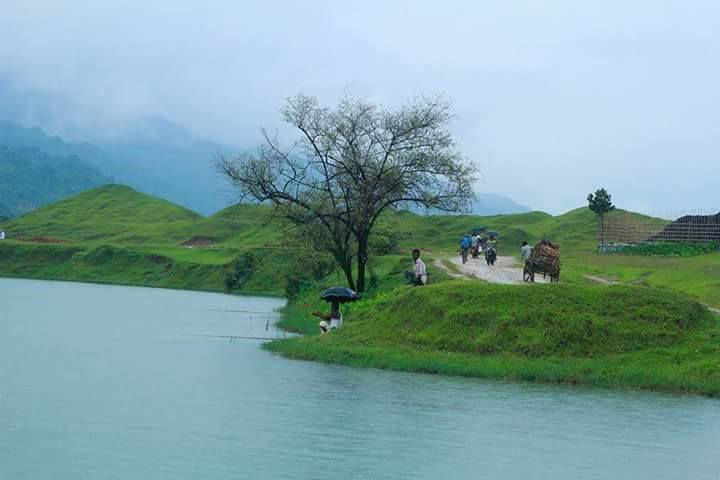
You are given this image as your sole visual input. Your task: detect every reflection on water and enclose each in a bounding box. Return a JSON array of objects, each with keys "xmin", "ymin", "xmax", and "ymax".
[{"xmin": 1, "ymin": 278, "xmax": 719, "ymax": 480}]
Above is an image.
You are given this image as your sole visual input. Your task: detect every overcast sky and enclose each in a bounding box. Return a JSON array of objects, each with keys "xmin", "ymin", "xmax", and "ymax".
[{"xmin": 1, "ymin": 0, "xmax": 719, "ymax": 214}]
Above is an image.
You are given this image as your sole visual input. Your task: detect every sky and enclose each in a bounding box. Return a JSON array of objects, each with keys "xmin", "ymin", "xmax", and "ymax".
[{"xmin": 1, "ymin": 0, "xmax": 719, "ymax": 214}]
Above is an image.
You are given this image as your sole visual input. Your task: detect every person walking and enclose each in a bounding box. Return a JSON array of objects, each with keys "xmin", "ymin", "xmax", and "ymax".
[
  {"xmin": 521, "ymin": 241, "xmax": 533, "ymax": 264},
  {"xmin": 521, "ymin": 240, "xmax": 534, "ymax": 282},
  {"xmin": 470, "ymin": 233, "xmax": 480, "ymax": 258},
  {"xmin": 459, "ymin": 233, "xmax": 471, "ymax": 263}
]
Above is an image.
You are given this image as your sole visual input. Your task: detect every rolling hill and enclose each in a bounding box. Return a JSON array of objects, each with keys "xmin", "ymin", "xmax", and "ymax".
[{"xmin": 1, "ymin": 184, "xmax": 719, "ymax": 306}]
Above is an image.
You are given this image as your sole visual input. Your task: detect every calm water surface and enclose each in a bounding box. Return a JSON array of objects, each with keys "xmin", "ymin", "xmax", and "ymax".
[{"xmin": 1, "ymin": 278, "xmax": 719, "ymax": 479}]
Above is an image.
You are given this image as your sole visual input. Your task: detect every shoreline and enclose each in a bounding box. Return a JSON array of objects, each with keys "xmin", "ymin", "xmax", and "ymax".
[
  {"xmin": 265, "ymin": 282, "xmax": 720, "ymax": 398},
  {"xmin": 0, "ymin": 273, "xmax": 285, "ymax": 299},
  {"xmin": 4, "ymin": 269, "xmax": 719, "ymax": 398}
]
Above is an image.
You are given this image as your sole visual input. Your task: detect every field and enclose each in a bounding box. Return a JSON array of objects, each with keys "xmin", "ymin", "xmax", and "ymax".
[{"xmin": 2, "ymin": 184, "xmax": 720, "ymax": 395}]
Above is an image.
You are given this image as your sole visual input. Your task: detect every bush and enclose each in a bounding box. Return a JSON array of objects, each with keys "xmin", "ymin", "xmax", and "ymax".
[
  {"xmin": 224, "ymin": 252, "xmax": 256, "ymax": 292},
  {"xmin": 616, "ymin": 242, "xmax": 719, "ymax": 257},
  {"xmin": 369, "ymin": 216, "xmax": 400, "ymax": 255},
  {"xmin": 284, "ymin": 251, "xmax": 336, "ymax": 299}
]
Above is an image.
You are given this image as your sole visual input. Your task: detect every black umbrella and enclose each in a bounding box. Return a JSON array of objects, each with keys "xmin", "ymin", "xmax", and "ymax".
[
  {"xmin": 487, "ymin": 230, "xmax": 500, "ymax": 237},
  {"xmin": 320, "ymin": 287, "xmax": 360, "ymax": 304}
]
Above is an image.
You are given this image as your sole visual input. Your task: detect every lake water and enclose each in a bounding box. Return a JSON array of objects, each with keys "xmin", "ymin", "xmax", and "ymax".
[{"xmin": 1, "ymin": 278, "xmax": 719, "ymax": 479}]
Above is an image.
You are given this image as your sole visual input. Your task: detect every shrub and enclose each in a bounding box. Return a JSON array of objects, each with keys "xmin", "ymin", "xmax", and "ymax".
[
  {"xmin": 224, "ymin": 252, "xmax": 256, "ymax": 292},
  {"xmin": 284, "ymin": 251, "xmax": 335, "ymax": 300},
  {"xmin": 617, "ymin": 242, "xmax": 719, "ymax": 257}
]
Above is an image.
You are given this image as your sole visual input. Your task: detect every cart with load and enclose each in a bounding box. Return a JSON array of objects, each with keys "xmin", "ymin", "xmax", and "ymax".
[{"xmin": 523, "ymin": 240, "xmax": 560, "ymax": 282}]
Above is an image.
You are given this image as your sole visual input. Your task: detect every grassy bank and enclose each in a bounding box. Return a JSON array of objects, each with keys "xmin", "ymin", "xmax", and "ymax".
[
  {"xmin": 3, "ymin": 184, "xmax": 720, "ymax": 306},
  {"xmin": 267, "ymin": 283, "xmax": 720, "ymax": 396},
  {"xmin": 4, "ymin": 184, "xmax": 720, "ymax": 395},
  {"xmin": 0, "ymin": 240, "xmax": 290, "ymax": 296}
]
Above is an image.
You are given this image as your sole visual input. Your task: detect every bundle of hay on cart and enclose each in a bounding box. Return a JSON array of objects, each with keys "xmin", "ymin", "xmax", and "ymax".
[{"xmin": 523, "ymin": 240, "xmax": 560, "ymax": 282}]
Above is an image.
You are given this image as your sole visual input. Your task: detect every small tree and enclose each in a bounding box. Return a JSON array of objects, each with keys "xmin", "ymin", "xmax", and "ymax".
[
  {"xmin": 587, "ymin": 188, "xmax": 615, "ymax": 245},
  {"xmin": 218, "ymin": 94, "xmax": 477, "ymax": 292}
]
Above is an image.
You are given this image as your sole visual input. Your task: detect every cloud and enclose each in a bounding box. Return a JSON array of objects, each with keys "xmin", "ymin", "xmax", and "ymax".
[{"xmin": 1, "ymin": 0, "xmax": 719, "ymax": 214}]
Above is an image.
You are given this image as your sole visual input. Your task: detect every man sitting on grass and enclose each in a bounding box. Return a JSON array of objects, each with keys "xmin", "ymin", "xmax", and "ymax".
[{"xmin": 405, "ymin": 248, "xmax": 428, "ymax": 286}]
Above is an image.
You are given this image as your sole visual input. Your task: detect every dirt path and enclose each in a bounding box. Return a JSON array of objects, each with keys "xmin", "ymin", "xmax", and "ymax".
[
  {"xmin": 432, "ymin": 259, "xmax": 468, "ymax": 280},
  {"xmin": 583, "ymin": 274, "xmax": 619, "ymax": 285},
  {"xmin": 445, "ymin": 255, "xmax": 548, "ymax": 284}
]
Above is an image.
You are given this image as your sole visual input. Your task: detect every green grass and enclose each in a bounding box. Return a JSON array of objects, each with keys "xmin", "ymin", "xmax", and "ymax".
[
  {"xmin": 267, "ymin": 282, "xmax": 720, "ymax": 396},
  {"xmin": 4, "ymin": 184, "xmax": 720, "ymax": 395},
  {"xmin": 0, "ymin": 185, "xmax": 289, "ymax": 295},
  {"xmin": 2, "ymin": 183, "xmax": 720, "ymax": 306},
  {"xmin": 2, "ymin": 184, "xmax": 719, "ymax": 307}
]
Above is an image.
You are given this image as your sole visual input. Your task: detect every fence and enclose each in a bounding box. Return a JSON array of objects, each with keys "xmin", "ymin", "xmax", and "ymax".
[{"xmin": 599, "ymin": 210, "xmax": 720, "ymax": 249}]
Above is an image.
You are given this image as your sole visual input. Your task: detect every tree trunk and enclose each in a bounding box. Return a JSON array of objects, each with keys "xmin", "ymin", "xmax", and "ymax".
[
  {"xmin": 356, "ymin": 236, "xmax": 369, "ymax": 293},
  {"xmin": 341, "ymin": 258, "xmax": 356, "ymax": 291}
]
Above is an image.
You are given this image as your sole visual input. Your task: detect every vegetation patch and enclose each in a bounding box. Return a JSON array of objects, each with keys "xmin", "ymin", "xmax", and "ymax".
[
  {"xmin": 267, "ymin": 283, "xmax": 720, "ymax": 395},
  {"xmin": 614, "ymin": 242, "xmax": 719, "ymax": 257}
]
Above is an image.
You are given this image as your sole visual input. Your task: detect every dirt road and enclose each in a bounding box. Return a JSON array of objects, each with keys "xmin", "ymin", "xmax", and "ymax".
[{"xmin": 445, "ymin": 255, "xmax": 548, "ymax": 284}]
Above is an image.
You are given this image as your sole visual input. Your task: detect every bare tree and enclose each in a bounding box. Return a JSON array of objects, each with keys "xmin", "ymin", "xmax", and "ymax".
[{"xmin": 218, "ymin": 94, "xmax": 477, "ymax": 292}]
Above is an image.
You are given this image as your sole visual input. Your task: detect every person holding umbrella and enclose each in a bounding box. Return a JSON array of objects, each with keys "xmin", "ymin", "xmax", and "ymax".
[
  {"xmin": 312, "ymin": 287, "xmax": 359, "ymax": 333},
  {"xmin": 313, "ymin": 303, "xmax": 341, "ymax": 333}
]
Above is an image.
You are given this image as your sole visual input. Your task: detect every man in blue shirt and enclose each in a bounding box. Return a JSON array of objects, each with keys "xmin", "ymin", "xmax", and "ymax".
[{"xmin": 459, "ymin": 233, "xmax": 471, "ymax": 263}]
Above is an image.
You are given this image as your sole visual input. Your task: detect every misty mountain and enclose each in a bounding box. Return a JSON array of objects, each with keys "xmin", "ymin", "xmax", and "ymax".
[
  {"xmin": 91, "ymin": 116, "xmax": 237, "ymax": 215},
  {"xmin": 0, "ymin": 144, "xmax": 113, "ymax": 217},
  {"xmin": 0, "ymin": 116, "xmax": 237, "ymax": 215},
  {"xmin": 408, "ymin": 193, "xmax": 530, "ymax": 216},
  {"xmin": 471, "ymin": 193, "xmax": 531, "ymax": 215},
  {"xmin": 0, "ymin": 81, "xmax": 238, "ymax": 214}
]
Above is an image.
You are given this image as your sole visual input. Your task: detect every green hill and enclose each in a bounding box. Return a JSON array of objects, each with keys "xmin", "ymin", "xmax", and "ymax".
[
  {"xmin": 0, "ymin": 185, "xmax": 287, "ymax": 294},
  {"xmin": 268, "ymin": 282, "xmax": 720, "ymax": 396},
  {"xmin": 1, "ymin": 185, "xmax": 719, "ymax": 306},
  {"xmin": 3, "ymin": 185, "xmax": 720, "ymax": 394},
  {"xmin": 3, "ymin": 185, "xmax": 199, "ymax": 242}
]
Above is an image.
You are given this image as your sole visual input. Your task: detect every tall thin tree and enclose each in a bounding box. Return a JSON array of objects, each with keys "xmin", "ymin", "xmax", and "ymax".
[{"xmin": 587, "ymin": 188, "xmax": 616, "ymax": 245}]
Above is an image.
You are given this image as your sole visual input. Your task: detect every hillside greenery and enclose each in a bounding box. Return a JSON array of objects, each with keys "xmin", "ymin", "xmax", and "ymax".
[
  {"xmin": 267, "ymin": 283, "xmax": 720, "ymax": 396},
  {"xmin": 2, "ymin": 184, "xmax": 720, "ymax": 394},
  {"xmin": 2, "ymin": 184, "xmax": 720, "ymax": 305}
]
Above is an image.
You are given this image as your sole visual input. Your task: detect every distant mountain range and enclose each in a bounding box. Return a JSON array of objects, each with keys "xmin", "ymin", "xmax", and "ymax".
[
  {"xmin": 0, "ymin": 82, "xmax": 530, "ymax": 217},
  {"xmin": 470, "ymin": 193, "xmax": 531, "ymax": 215},
  {"xmin": 0, "ymin": 140, "xmax": 113, "ymax": 217},
  {"xmin": 0, "ymin": 80, "xmax": 237, "ymax": 215},
  {"xmin": 0, "ymin": 118, "xmax": 236, "ymax": 215},
  {"xmin": 408, "ymin": 193, "xmax": 531, "ymax": 216}
]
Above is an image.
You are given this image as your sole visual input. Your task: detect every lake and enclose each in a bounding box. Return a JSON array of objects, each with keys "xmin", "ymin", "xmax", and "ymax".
[{"xmin": 1, "ymin": 278, "xmax": 719, "ymax": 479}]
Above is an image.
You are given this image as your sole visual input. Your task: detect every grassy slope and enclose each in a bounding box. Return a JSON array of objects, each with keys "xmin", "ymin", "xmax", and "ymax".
[
  {"xmin": 270, "ymin": 206, "xmax": 720, "ymax": 396},
  {"xmin": 267, "ymin": 283, "xmax": 720, "ymax": 396},
  {"xmin": 392, "ymin": 207, "xmax": 720, "ymax": 307},
  {"xmin": 3, "ymin": 185, "xmax": 720, "ymax": 394},
  {"xmin": 2, "ymin": 185, "xmax": 719, "ymax": 303},
  {"xmin": 2, "ymin": 185, "xmax": 719, "ymax": 302},
  {"xmin": 0, "ymin": 185, "xmax": 289, "ymax": 295}
]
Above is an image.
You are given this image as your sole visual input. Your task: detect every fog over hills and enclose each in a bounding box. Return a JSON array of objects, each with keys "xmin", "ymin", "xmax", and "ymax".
[
  {"xmin": 0, "ymin": 83, "xmax": 531, "ymax": 216},
  {"xmin": 0, "ymin": 83, "xmax": 238, "ymax": 215}
]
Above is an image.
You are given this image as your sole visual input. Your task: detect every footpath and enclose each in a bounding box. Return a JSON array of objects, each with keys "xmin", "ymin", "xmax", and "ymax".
[{"xmin": 441, "ymin": 255, "xmax": 548, "ymax": 284}]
